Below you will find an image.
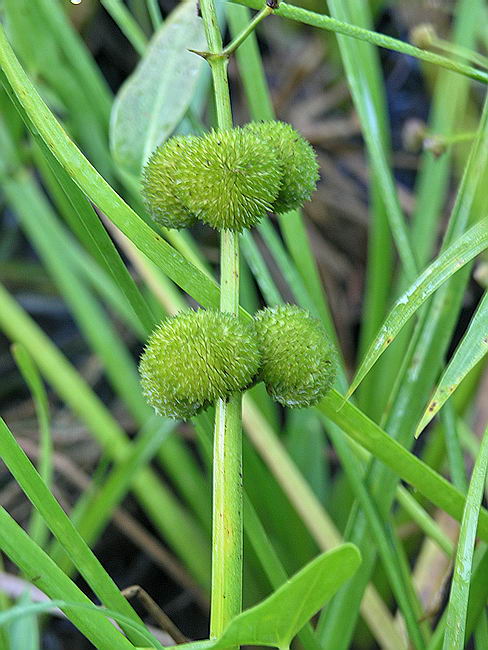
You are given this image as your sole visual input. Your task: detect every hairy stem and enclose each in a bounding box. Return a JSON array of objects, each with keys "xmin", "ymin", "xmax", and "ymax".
[{"xmin": 199, "ymin": 0, "xmax": 243, "ymax": 640}]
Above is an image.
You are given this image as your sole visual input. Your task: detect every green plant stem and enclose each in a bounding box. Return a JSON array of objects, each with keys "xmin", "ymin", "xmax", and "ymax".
[
  {"xmin": 146, "ymin": 0, "xmax": 163, "ymax": 30},
  {"xmin": 222, "ymin": 4, "xmax": 273, "ymax": 57},
  {"xmin": 199, "ymin": 0, "xmax": 243, "ymax": 639},
  {"xmin": 429, "ymin": 35, "xmax": 488, "ymax": 71},
  {"xmin": 232, "ymin": 0, "xmax": 488, "ymax": 84}
]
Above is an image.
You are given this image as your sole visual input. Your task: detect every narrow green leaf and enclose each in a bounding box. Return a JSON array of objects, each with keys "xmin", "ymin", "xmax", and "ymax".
[
  {"xmin": 32, "ymin": 141, "xmax": 155, "ymax": 336},
  {"xmin": 110, "ymin": 0, "xmax": 206, "ymax": 174},
  {"xmin": 4, "ymin": 0, "xmax": 59, "ymax": 73},
  {"xmin": 325, "ymin": 426, "xmax": 427, "ymax": 649},
  {"xmin": 4, "ymin": 172, "xmax": 149, "ymax": 423},
  {"xmin": 35, "ymin": 0, "xmax": 112, "ymax": 124},
  {"xmin": 101, "ymin": 0, "xmax": 148, "ymax": 55},
  {"xmin": 0, "ymin": 600, "xmax": 164, "ymax": 649},
  {"xmin": 0, "ymin": 418, "xmax": 161, "ymax": 648},
  {"xmin": 347, "ymin": 217, "xmax": 488, "ymax": 398},
  {"xmin": 319, "ymin": 390, "xmax": 488, "ymax": 542},
  {"xmin": 443, "ymin": 426, "xmax": 488, "ymax": 650},
  {"xmin": 11, "ymin": 344, "xmax": 52, "ymax": 548},
  {"xmin": 50, "ymin": 418, "xmax": 173, "ymax": 572},
  {"xmin": 0, "ymin": 509, "xmax": 135, "ymax": 650},
  {"xmin": 328, "ymin": 0, "xmax": 416, "ymax": 282},
  {"xmin": 417, "ymin": 291, "xmax": 488, "ymax": 436},
  {"xmin": 0, "ymin": 27, "xmax": 221, "ymax": 312},
  {"xmin": 0, "ymin": 283, "xmax": 211, "ymax": 588},
  {"xmin": 8, "ymin": 593, "xmax": 39, "ymax": 650}
]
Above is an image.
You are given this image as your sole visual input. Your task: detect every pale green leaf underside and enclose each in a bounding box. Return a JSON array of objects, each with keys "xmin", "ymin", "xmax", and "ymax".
[
  {"xmin": 178, "ymin": 545, "xmax": 361, "ymax": 650},
  {"xmin": 347, "ymin": 216, "xmax": 488, "ymax": 398},
  {"xmin": 416, "ymin": 290, "xmax": 488, "ymax": 436},
  {"xmin": 110, "ymin": 0, "xmax": 206, "ymax": 174}
]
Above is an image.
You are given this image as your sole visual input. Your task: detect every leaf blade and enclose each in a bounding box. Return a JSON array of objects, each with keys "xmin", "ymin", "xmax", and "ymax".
[
  {"xmin": 416, "ymin": 290, "xmax": 488, "ymax": 436},
  {"xmin": 110, "ymin": 0, "xmax": 206, "ymax": 174},
  {"xmin": 347, "ymin": 217, "xmax": 488, "ymax": 398},
  {"xmin": 443, "ymin": 426, "xmax": 488, "ymax": 649}
]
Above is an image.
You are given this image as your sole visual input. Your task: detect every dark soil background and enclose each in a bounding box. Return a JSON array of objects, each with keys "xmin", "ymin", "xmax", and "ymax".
[{"xmin": 0, "ymin": 0, "xmax": 485, "ymax": 648}]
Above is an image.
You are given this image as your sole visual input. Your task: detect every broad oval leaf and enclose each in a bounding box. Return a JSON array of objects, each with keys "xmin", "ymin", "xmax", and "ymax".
[
  {"xmin": 110, "ymin": 0, "xmax": 206, "ymax": 175},
  {"xmin": 347, "ymin": 216, "xmax": 488, "ymax": 399},
  {"xmin": 416, "ymin": 290, "xmax": 488, "ymax": 437},
  {"xmin": 177, "ymin": 545, "xmax": 361, "ymax": 650}
]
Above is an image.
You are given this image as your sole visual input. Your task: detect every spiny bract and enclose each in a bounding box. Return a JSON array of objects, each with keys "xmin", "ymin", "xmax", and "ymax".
[
  {"xmin": 139, "ymin": 310, "xmax": 261, "ymax": 419},
  {"xmin": 254, "ymin": 305, "xmax": 336, "ymax": 408},
  {"xmin": 141, "ymin": 135, "xmax": 199, "ymax": 229},
  {"xmin": 183, "ymin": 128, "xmax": 283, "ymax": 231},
  {"xmin": 244, "ymin": 121, "xmax": 319, "ymax": 214}
]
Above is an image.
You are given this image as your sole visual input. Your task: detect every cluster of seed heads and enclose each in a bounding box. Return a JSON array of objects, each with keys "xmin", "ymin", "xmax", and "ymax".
[
  {"xmin": 140, "ymin": 121, "xmax": 334, "ymax": 419},
  {"xmin": 139, "ymin": 305, "xmax": 336, "ymax": 420},
  {"xmin": 142, "ymin": 121, "xmax": 319, "ymax": 232}
]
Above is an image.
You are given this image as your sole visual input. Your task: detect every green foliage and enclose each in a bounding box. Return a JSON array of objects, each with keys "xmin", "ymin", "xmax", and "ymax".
[
  {"xmin": 347, "ymin": 216, "xmax": 488, "ymax": 399},
  {"xmin": 254, "ymin": 305, "xmax": 336, "ymax": 407},
  {"xmin": 417, "ymin": 290, "xmax": 488, "ymax": 435},
  {"xmin": 443, "ymin": 426, "xmax": 488, "ymax": 649},
  {"xmin": 110, "ymin": 0, "xmax": 206, "ymax": 174},
  {"xmin": 139, "ymin": 309, "xmax": 261, "ymax": 418},
  {"xmin": 1, "ymin": 1, "xmax": 488, "ymax": 649},
  {"xmin": 179, "ymin": 545, "xmax": 361, "ymax": 650}
]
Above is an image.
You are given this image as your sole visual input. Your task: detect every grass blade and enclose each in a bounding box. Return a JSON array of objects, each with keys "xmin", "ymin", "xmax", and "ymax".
[
  {"xmin": 49, "ymin": 417, "xmax": 174, "ymax": 572},
  {"xmin": 0, "ymin": 600, "xmax": 162, "ymax": 648},
  {"xmin": 32, "ymin": 142, "xmax": 155, "ymax": 336},
  {"xmin": 326, "ymin": 426, "xmax": 428, "ymax": 649},
  {"xmin": 319, "ymin": 390, "xmax": 488, "ymax": 542},
  {"xmin": 327, "ymin": 0, "xmax": 417, "ymax": 282},
  {"xmin": 0, "ymin": 282, "xmax": 211, "ymax": 587},
  {"xmin": 347, "ymin": 217, "xmax": 488, "ymax": 398},
  {"xmin": 0, "ymin": 419, "xmax": 161, "ymax": 648},
  {"xmin": 0, "ymin": 509, "xmax": 135, "ymax": 650},
  {"xmin": 443, "ymin": 426, "xmax": 488, "ymax": 650},
  {"xmin": 0, "ymin": 28, "xmax": 221, "ymax": 312},
  {"xmin": 11, "ymin": 344, "xmax": 52, "ymax": 549},
  {"xmin": 417, "ymin": 291, "xmax": 488, "ymax": 436},
  {"xmin": 233, "ymin": 0, "xmax": 488, "ymax": 84},
  {"xmin": 36, "ymin": 0, "xmax": 112, "ymax": 124}
]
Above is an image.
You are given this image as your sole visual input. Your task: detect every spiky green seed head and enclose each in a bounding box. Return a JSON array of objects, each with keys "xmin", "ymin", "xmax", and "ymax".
[
  {"xmin": 183, "ymin": 128, "xmax": 283, "ymax": 231},
  {"xmin": 139, "ymin": 309, "xmax": 261, "ymax": 419},
  {"xmin": 244, "ymin": 121, "xmax": 319, "ymax": 214},
  {"xmin": 141, "ymin": 135, "xmax": 199, "ymax": 229},
  {"xmin": 254, "ymin": 305, "xmax": 336, "ymax": 408}
]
